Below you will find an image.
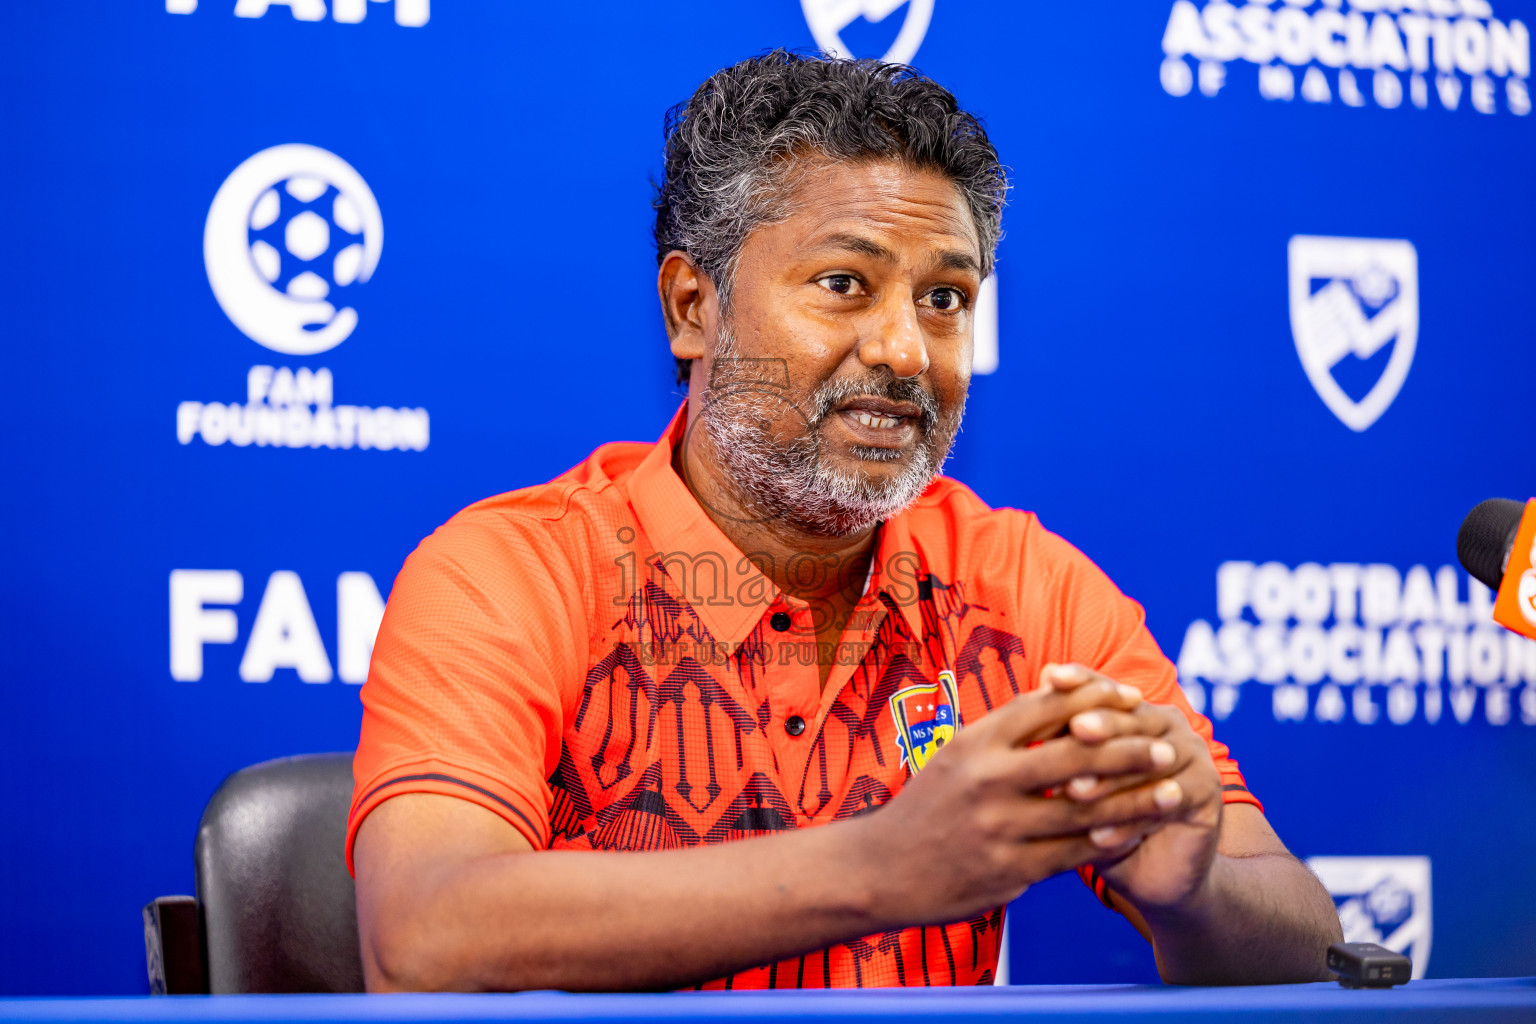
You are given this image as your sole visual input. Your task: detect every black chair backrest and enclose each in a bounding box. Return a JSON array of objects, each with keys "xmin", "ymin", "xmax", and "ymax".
[{"xmin": 195, "ymin": 753, "xmax": 365, "ymax": 993}]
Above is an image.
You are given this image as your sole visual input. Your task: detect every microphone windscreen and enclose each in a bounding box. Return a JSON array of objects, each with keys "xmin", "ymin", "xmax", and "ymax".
[{"xmin": 1457, "ymin": 498, "xmax": 1525, "ymax": 591}]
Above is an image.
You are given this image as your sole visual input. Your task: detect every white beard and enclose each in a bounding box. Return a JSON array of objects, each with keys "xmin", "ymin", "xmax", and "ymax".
[{"xmin": 698, "ymin": 327, "xmax": 964, "ymax": 538}]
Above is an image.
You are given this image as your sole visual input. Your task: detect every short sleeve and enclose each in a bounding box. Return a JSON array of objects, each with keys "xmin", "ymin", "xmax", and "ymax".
[
  {"xmin": 346, "ymin": 511, "xmax": 587, "ymax": 873},
  {"xmin": 1017, "ymin": 516, "xmax": 1260, "ymax": 813}
]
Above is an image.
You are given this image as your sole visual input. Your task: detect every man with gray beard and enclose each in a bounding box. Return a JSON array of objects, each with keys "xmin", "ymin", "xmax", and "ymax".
[
  {"xmin": 348, "ymin": 51, "xmax": 1341, "ymax": 993},
  {"xmin": 699, "ymin": 340, "xmax": 956, "ymax": 538}
]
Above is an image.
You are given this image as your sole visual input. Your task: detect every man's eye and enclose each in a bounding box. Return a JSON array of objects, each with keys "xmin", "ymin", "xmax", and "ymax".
[
  {"xmin": 926, "ymin": 287, "xmax": 964, "ymax": 311},
  {"xmin": 819, "ymin": 275, "xmax": 859, "ymax": 295}
]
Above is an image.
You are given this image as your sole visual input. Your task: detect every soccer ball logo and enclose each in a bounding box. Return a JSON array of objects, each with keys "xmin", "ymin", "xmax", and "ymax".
[
  {"xmin": 205, "ymin": 145, "xmax": 383, "ymax": 355},
  {"xmin": 248, "ymin": 178, "xmax": 367, "ymax": 307}
]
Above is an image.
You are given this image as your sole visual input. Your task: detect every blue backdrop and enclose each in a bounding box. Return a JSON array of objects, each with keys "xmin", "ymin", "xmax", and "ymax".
[{"xmin": 2, "ymin": 0, "xmax": 1533, "ymax": 995}]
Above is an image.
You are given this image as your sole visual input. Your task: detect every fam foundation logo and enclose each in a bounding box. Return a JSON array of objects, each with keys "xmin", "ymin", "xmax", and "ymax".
[
  {"xmin": 1175, "ymin": 560, "xmax": 1536, "ymax": 726},
  {"xmin": 165, "ymin": 0, "xmax": 428, "ymax": 26},
  {"xmin": 180, "ymin": 144, "xmax": 429, "ymax": 451},
  {"xmin": 1289, "ymin": 235, "xmax": 1417, "ymax": 432},
  {"xmin": 802, "ymin": 0, "xmax": 935, "ymax": 65},
  {"xmin": 1160, "ymin": 0, "xmax": 1530, "ymax": 115},
  {"xmin": 1307, "ymin": 856, "xmax": 1431, "ymax": 978},
  {"xmin": 205, "ymin": 144, "xmax": 381, "ymax": 357}
]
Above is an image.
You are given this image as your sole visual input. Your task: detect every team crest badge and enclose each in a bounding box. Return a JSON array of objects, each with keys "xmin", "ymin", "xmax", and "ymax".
[
  {"xmin": 1288, "ymin": 235, "xmax": 1418, "ymax": 432},
  {"xmin": 890, "ymin": 669, "xmax": 962, "ymax": 772},
  {"xmin": 801, "ymin": 0, "xmax": 935, "ymax": 66}
]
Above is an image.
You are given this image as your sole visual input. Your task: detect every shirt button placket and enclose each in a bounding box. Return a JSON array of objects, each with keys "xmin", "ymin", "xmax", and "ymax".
[{"xmin": 769, "ymin": 608, "xmax": 809, "ymax": 739}]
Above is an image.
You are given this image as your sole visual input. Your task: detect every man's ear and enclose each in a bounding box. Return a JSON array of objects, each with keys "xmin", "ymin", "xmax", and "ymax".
[{"xmin": 658, "ymin": 250, "xmax": 713, "ymax": 363}]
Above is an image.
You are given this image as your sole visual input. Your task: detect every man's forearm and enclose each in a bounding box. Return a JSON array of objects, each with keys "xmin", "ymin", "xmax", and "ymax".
[
  {"xmin": 1129, "ymin": 853, "xmax": 1343, "ymax": 985},
  {"xmin": 365, "ymin": 820, "xmax": 892, "ymax": 992},
  {"xmin": 357, "ymin": 681, "xmax": 1215, "ymax": 992}
]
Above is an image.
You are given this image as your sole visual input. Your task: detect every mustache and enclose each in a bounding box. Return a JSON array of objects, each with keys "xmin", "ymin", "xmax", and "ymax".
[{"xmin": 808, "ymin": 369, "xmax": 941, "ymax": 430}]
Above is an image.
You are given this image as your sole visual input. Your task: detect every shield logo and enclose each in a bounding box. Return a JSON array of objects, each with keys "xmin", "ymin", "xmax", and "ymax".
[
  {"xmin": 890, "ymin": 669, "xmax": 961, "ymax": 772},
  {"xmin": 801, "ymin": 0, "xmax": 935, "ymax": 65},
  {"xmin": 1288, "ymin": 235, "xmax": 1418, "ymax": 432},
  {"xmin": 1306, "ymin": 856, "xmax": 1431, "ymax": 979}
]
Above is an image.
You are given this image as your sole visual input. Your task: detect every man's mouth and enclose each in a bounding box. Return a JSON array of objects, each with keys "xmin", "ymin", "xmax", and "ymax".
[
  {"xmin": 833, "ymin": 398, "xmax": 923, "ymax": 449},
  {"xmin": 849, "ymin": 411, "xmax": 902, "ymax": 429}
]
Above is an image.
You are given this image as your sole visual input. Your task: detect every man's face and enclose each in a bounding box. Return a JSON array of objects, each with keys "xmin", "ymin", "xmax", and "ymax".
[{"xmin": 694, "ymin": 158, "xmax": 981, "ymax": 538}]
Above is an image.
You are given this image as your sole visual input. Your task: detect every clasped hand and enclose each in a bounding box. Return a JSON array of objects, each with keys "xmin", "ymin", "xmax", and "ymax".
[{"xmin": 855, "ymin": 664, "xmax": 1223, "ymax": 928}]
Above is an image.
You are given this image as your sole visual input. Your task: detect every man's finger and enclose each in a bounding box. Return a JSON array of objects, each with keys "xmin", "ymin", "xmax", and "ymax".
[
  {"xmin": 1040, "ymin": 662, "xmax": 1137, "ymax": 698},
  {"xmin": 1015, "ymin": 833, "xmax": 1134, "ymax": 881},
  {"xmin": 1085, "ymin": 822, "xmax": 1158, "ymax": 853},
  {"xmin": 1068, "ymin": 703, "xmax": 1175, "ymax": 744},
  {"xmin": 1029, "ymin": 777, "xmax": 1187, "ymax": 840},
  {"xmin": 976, "ymin": 680, "xmax": 1144, "ymax": 748},
  {"xmin": 1040, "ymin": 662, "xmax": 1094, "ymax": 691},
  {"xmin": 1063, "ymin": 765, "xmax": 1174, "ymax": 803},
  {"xmin": 1009, "ymin": 734, "xmax": 1180, "ymax": 794}
]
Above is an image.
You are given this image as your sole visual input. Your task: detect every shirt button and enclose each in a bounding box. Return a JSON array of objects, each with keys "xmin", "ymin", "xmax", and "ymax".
[
  {"xmin": 770, "ymin": 611, "xmax": 792, "ymax": 632},
  {"xmin": 784, "ymin": 715, "xmax": 807, "ymax": 737}
]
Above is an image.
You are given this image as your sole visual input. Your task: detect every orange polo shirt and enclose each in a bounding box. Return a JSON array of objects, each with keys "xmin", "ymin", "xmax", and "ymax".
[{"xmin": 348, "ymin": 404, "xmax": 1259, "ymax": 988}]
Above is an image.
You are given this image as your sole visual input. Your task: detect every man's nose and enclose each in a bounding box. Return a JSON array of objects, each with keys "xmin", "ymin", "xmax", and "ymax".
[{"xmin": 857, "ymin": 295, "xmax": 930, "ymax": 378}]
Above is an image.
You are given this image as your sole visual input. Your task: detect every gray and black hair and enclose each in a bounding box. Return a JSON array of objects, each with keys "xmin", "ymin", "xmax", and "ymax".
[{"xmin": 653, "ymin": 50, "xmax": 1009, "ymax": 385}]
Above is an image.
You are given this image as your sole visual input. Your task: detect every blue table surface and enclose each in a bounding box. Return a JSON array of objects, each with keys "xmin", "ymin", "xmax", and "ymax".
[{"xmin": 2, "ymin": 980, "xmax": 1534, "ymax": 1024}]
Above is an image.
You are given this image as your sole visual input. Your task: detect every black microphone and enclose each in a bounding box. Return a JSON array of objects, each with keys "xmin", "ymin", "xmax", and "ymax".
[
  {"xmin": 1457, "ymin": 498, "xmax": 1536, "ymax": 641},
  {"xmin": 1457, "ymin": 498, "xmax": 1526, "ymax": 591}
]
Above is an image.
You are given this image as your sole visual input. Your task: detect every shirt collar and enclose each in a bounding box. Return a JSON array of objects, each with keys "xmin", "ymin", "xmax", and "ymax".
[
  {"xmin": 627, "ymin": 401, "xmax": 928, "ymax": 647},
  {"xmin": 627, "ymin": 402, "xmax": 775, "ymax": 647},
  {"xmin": 866, "ymin": 511, "xmax": 928, "ymax": 642}
]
